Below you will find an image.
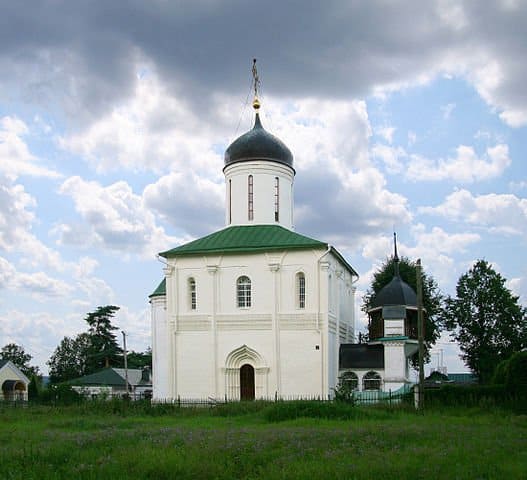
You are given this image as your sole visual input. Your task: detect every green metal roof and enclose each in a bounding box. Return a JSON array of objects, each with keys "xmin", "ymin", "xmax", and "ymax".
[
  {"xmin": 149, "ymin": 278, "xmax": 166, "ymax": 298},
  {"xmin": 69, "ymin": 368, "xmax": 126, "ymax": 387},
  {"xmin": 159, "ymin": 225, "xmax": 327, "ymax": 258},
  {"xmin": 154, "ymin": 226, "xmax": 358, "ymax": 297}
]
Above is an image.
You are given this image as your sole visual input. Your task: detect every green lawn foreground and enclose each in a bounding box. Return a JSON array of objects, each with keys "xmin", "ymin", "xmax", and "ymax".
[{"xmin": 0, "ymin": 403, "xmax": 525, "ymax": 479}]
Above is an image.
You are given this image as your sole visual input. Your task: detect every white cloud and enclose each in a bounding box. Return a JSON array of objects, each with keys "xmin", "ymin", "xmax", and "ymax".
[
  {"xmin": 144, "ymin": 171, "xmax": 224, "ymax": 237},
  {"xmin": 436, "ymin": 0, "xmax": 468, "ymax": 31},
  {"xmin": 0, "ymin": 174, "xmax": 68, "ymax": 273},
  {"xmin": 371, "ymin": 144, "xmax": 406, "ymax": 174},
  {"xmin": 406, "ymin": 144, "xmax": 511, "ymax": 183},
  {"xmin": 0, "ymin": 116, "xmax": 60, "ymax": 180},
  {"xmin": 359, "ymin": 226, "xmax": 480, "ymax": 295},
  {"xmin": 419, "ymin": 189, "xmax": 527, "ymax": 235},
  {"xmin": 508, "ymin": 276, "xmax": 527, "ymax": 304},
  {"xmin": 0, "ymin": 309, "xmax": 86, "ymax": 374},
  {"xmin": 509, "ymin": 180, "xmax": 527, "ymax": 192},
  {"xmin": 58, "ymin": 71, "xmax": 225, "ymax": 177},
  {"xmin": 375, "ymin": 126, "xmax": 396, "ymax": 144},
  {"xmin": 440, "ymin": 102, "xmax": 456, "ymax": 119},
  {"xmin": 57, "ymin": 176, "xmax": 180, "ymax": 257},
  {"xmin": 0, "ymin": 256, "xmax": 72, "ymax": 298}
]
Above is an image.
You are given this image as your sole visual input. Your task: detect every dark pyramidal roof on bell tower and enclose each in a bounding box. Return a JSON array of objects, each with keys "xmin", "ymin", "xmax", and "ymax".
[
  {"xmin": 370, "ymin": 233, "xmax": 417, "ymax": 309},
  {"xmin": 224, "ymin": 113, "xmax": 294, "ymax": 171},
  {"xmin": 371, "ymin": 275, "xmax": 417, "ymax": 308}
]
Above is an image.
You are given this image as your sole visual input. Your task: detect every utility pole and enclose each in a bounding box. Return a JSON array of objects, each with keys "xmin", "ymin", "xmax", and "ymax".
[
  {"xmin": 416, "ymin": 259, "xmax": 425, "ymax": 411},
  {"xmin": 122, "ymin": 331, "xmax": 129, "ymax": 397}
]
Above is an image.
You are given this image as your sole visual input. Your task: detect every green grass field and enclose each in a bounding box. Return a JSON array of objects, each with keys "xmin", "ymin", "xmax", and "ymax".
[{"xmin": 1, "ymin": 402, "xmax": 525, "ymax": 479}]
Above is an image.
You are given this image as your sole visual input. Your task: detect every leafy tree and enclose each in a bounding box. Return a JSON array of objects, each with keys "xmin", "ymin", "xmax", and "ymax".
[
  {"xmin": 28, "ymin": 375, "xmax": 40, "ymax": 401},
  {"xmin": 84, "ymin": 305, "xmax": 122, "ymax": 373},
  {"xmin": 126, "ymin": 348, "xmax": 152, "ymax": 369},
  {"xmin": 47, "ymin": 333, "xmax": 92, "ymax": 383},
  {"xmin": 363, "ymin": 256, "xmax": 444, "ymax": 367},
  {"xmin": 444, "ymin": 260, "xmax": 527, "ymax": 384},
  {"xmin": 0, "ymin": 343, "xmax": 40, "ymax": 378}
]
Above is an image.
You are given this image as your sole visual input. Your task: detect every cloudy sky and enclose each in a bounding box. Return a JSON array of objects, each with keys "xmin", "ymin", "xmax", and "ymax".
[{"xmin": 1, "ymin": 0, "xmax": 526, "ymax": 375}]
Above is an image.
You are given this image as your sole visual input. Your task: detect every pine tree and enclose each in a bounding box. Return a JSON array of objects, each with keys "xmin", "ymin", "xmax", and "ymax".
[{"xmin": 84, "ymin": 305, "xmax": 122, "ymax": 373}]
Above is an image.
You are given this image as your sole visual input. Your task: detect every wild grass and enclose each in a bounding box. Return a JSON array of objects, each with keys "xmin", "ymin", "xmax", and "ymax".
[{"xmin": 1, "ymin": 401, "xmax": 525, "ymax": 479}]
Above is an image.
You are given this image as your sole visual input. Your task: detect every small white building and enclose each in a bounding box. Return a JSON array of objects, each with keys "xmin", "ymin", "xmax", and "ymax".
[
  {"xmin": 0, "ymin": 360, "xmax": 29, "ymax": 401},
  {"xmin": 150, "ymin": 98, "xmax": 359, "ymax": 402},
  {"xmin": 70, "ymin": 367, "xmax": 152, "ymax": 399}
]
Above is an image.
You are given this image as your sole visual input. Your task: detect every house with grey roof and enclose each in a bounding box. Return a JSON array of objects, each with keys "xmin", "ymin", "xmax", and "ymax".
[{"xmin": 70, "ymin": 367, "xmax": 152, "ymax": 399}]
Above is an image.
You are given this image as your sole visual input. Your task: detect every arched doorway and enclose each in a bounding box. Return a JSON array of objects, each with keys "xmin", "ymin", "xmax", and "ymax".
[
  {"xmin": 2, "ymin": 380, "xmax": 26, "ymax": 401},
  {"xmin": 240, "ymin": 364, "xmax": 255, "ymax": 400},
  {"xmin": 224, "ymin": 345, "xmax": 268, "ymax": 400}
]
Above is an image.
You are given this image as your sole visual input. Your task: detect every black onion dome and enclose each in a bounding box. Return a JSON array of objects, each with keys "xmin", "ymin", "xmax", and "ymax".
[
  {"xmin": 371, "ymin": 275, "xmax": 417, "ymax": 308},
  {"xmin": 224, "ymin": 113, "xmax": 294, "ymax": 170}
]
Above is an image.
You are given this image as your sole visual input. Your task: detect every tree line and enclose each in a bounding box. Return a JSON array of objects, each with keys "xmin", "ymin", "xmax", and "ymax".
[
  {"xmin": 1, "ymin": 305, "xmax": 151, "ymax": 387},
  {"xmin": 2, "ymin": 259, "xmax": 526, "ymax": 389},
  {"xmin": 363, "ymin": 257, "xmax": 526, "ymax": 384}
]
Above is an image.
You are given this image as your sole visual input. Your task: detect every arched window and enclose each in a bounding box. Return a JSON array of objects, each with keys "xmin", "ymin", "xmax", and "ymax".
[
  {"xmin": 237, "ymin": 276, "xmax": 251, "ymax": 308},
  {"xmin": 188, "ymin": 278, "xmax": 196, "ymax": 310},
  {"xmin": 248, "ymin": 175, "xmax": 254, "ymax": 221},
  {"xmin": 228, "ymin": 179, "xmax": 232, "ymax": 224},
  {"xmin": 296, "ymin": 272, "xmax": 306, "ymax": 309},
  {"xmin": 363, "ymin": 371, "xmax": 382, "ymax": 391},
  {"xmin": 274, "ymin": 177, "xmax": 279, "ymax": 222},
  {"xmin": 340, "ymin": 371, "xmax": 358, "ymax": 391}
]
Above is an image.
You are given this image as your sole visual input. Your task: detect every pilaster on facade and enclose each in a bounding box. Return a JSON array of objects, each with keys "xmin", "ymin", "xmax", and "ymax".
[{"xmin": 268, "ymin": 263, "xmax": 280, "ymax": 272}]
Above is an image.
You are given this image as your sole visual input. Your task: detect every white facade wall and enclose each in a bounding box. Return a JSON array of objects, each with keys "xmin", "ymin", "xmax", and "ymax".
[
  {"xmin": 151, "ymin": 248, "xmax": 356, "ymax": 401},
  {"xmin": 150, "ymin": 294, "xmax": 170, "ymax": 400},
  {"xmin": 224, "ymin": 161, "xmax": 295, "ymax": 229}
]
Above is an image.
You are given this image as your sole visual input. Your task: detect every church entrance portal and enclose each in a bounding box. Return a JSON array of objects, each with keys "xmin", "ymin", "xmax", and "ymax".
[{"xmin": 240, "ymin": 364, "xmax": 255, "ymax": 400}]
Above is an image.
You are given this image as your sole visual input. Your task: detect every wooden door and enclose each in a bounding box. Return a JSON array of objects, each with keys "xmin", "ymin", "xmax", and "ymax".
[{"xmin": 240, "ymin": 364, "xmax": 255, "ymax": 400}]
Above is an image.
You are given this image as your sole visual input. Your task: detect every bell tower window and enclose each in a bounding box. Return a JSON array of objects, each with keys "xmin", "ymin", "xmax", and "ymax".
[
  {"xmin": 274, "ymin": 177, "xmax": 279, "ymax": 222},
  {"xmin": 248, "ymin": 175, "xmax": 254, "ymax": 221},
  {"xmin": 296, "ymin": 272, "xmax": 306, "ymax": 309},
  {"xmin": 189, "ymin": 278, "xmax": 196, "ymax": 310},
  {"xmin": 228, "ymin": 179, "xmax": 232, "ymax": 224},
  {"xmin": 237, "ymin": 276, "xmax": 252, "ymax": 308}
]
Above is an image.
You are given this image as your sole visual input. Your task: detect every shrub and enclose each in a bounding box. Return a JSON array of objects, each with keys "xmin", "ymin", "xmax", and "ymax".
[
  {"xmin": 505, "ymin": 351, "xmax": 527, "ymax": 394},
  {"xmin": 212, "ymin": 400, "xmax": 271, "ymax": 417},
  {"xmin": 492, "ymin": 358, "xmax": 511, "ymax": 384},
  {"xmin": 425, "ymin": 383, "xmax": 526, "ymax": 413},
  {"xmin": 37, "ymin": 384, "xmax": 83, "ymax": 405},
  {"xmin": 262, "ymin": 400, "xmax": 363, "ymax": 422}
]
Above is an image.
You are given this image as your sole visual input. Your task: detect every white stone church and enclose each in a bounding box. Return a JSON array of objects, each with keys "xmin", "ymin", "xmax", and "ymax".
[
  {"xmin": 149, "ymin": 90, "xmax": 362, "ymax": 401},
  {"xmin": 149, "ymin": 89, "xmax": 418, "ymax": 401}
]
